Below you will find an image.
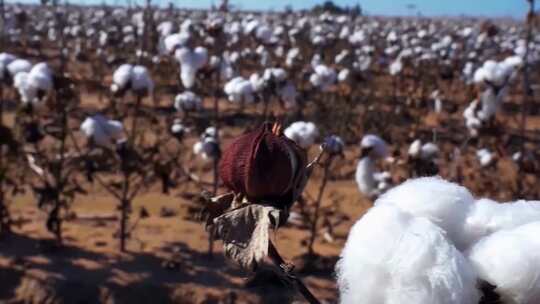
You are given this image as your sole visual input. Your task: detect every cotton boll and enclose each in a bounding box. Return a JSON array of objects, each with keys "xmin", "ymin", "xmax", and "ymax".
[
  {"xmin": 175, "ymin": 47, "xmax": 208, "ymax": 89},
  {"xmin": 163, "ymin": 32, "xmax": 190, "ymax": 54},
  {"xmin": 360, "ymin": 134, "xmax": 388, "ymax": 158},
  {"xmin": 80, "ymin": 114, "xmax": 124, "ymax": 148},
  {"xmin": 263, "ymin": 68, "xmax": 287, "ymax": 83},
  {"xmin": 310, "ymin": 65, "xmax": 336, "ymax": 91},
  {"xmin": 174, "ymin": 91, "xmax": 202, "ymax": 113},
  {"xmin": 408, "ymin": 139, "xmax": 423, "ymax": 158},
  {"xmin": 224, "ymin": 77, "xmax": 254, "ymax": 104},
  {"xmin": 278, "ymin": 82, "xmax": 297, "ymax": 109},
  {"xmin": 355, "ymin": 157, "xmax": 378, "ymax": 198},
  {"xmin": 463, "ymin": 198, "xmax": 540, "ymax": 248},
  {"xmin": 476, "ymin": 149, "xmax": 494, "ymax": 167},
  {"xmin": 131, "ymin": 65, "xmax": 154, "ymax": 95},
  {"xmin": 337, "ymin": 204, "xmax": 480, "ymax": 304},
  {"xmin": 27, "ymin": 63, "xmax": 53, "ymax": 92},
  {"xmin": 193, "ymin": 137, "xmax": 220, "ymax": 160},
  {"xmin": 337, "ymin": 69, "xmax": 350, "ymax": 82},
  {"xmin": 376, "ymin": 177, "xmax": 475, "ymax": 250},
  {"xmin": 284, "ymin": 121, "xmax": 319, "ymax": 149},
  {"xmin": 7, "ymin": 59, "xmax": 32, "ymax": 78},
  {"xmin": 389, "ymin": 59, "xmax": 403, "ymax": 76},
  {"xmin": 0, "ymin": 53, "xmax": 16, "ymax": 80},
  {"xmin": 468, "ymin": 222, "xmax": 540, "ymax": 304},
  {"xmin": 112, "ymin": 64, "xmax": 133, "ymax": 92},
  {"xmin": 321, "ymin": 135, "xmax": 344, "ymax": 155}
]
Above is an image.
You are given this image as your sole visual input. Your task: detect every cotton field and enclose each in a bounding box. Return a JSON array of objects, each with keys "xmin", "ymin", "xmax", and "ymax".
[{"xmin": 0, "ymin": 0, "xmax": 539, "ymax": 303}]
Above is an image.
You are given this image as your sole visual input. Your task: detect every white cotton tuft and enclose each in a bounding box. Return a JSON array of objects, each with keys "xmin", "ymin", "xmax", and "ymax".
[
  {"xmin": 278, "ymin": 82, "xmax": 297, "ymax": 109},
  {"xmin": 6, "ymin": 59, "xmax": 32, "ymax": 78},
  {"xmin": 310, "ymin": 64, "xmax": 336, "ymax": 91},
  {"xmin": 175, "ymin": 47, "xmax": 208, "ymax": 89},
  {"xmin": 476, "ymin": 149, "xmax": 494, "ymax": 167},
  {"xmin": 174, "ymin": 91, "xmax": 202, "ymax": 113},
  {"xmin": 355, "ymin": 157, "xmax": 378, "ymax": 198},
  {"xmin": 376, "ymin": 177, "xmax": 475, "ymax": 250},
  {"xmin": 80, "ymin": 114, "xmax": 124, "ymax": 148},
  {"xmin": 337, "ymin": 204, "xmax": 480, "ymax": 304},
  {"xmin": 361, "ymin": 134, "xmax": 388, "ymax": 158},
  {"xmin": 463, "ymin": 198, "xmax": 540, "ymax": 248},
  {"xmin": 163, "ymin": 32, "xmax": 190, "ymax": 54},
  {"xmin": 112, "ymin": 64, "xmax": 134, "ymax": 92},
  {"xmin": 131, "ymin": 65, "xmax": 154, "ymax": 94},
  {"xmin": 284, "ymin": 121, "xmax": 319, "ymax": 149},
  {"xmin": 224, "ymin": 76, "xmax": 254, "ymax": 104},
  {"xmin": 468, "ymin": 222, "xmax": 540, "ymax": 304}
]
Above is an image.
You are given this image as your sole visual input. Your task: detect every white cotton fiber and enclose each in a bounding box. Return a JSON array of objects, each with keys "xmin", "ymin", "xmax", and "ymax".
[
  {"xmin": 468, "ymin": 222, "xmax": 540, "ymax": 304},
  {"xmin": 80, "ymin": 114, "xmax": 124, "ymax": 148},
  {"xmin": 284, "ymin": 121, "xmax": 319, "ymax": 149},
  {"xmin": 376, "ymin": 177, "xmax": 475, "ymax": 250},
  {"xmin": 463, "ymin": 198, "xmax": 540, "ymax": 248},
  {"xmin": 337, "ymin": 204, "xmax": 480, "ymax": 304}
]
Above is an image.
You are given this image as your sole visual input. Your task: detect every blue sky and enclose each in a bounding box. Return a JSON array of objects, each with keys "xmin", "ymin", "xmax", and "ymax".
[
  {"xmin": 9, "ymin": 0, "xmax": 530, "ymax": 18},
  {"xmin": 170, "ymin": 0, "xmax": 527, "ymax": 17}
]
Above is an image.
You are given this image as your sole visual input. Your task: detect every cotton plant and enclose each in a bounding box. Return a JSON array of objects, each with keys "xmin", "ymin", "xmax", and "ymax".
[{"xmin": 13, "ymin": 62, "xmax": 54, "ymax": 108}]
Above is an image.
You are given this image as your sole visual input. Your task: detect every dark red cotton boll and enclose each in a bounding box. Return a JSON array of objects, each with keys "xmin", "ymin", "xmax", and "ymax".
[{"xmin": 219, "ymin": 122, "xmax": 307, "ymax": 208}]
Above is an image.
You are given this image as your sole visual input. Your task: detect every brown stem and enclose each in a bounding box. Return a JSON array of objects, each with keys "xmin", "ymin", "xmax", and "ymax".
[
  {"xmin": 307, "ymin": 156, "xmax": 333, "ymax": 256},
  {"xmin": 267, "ymin": 240, "xmax": 321, "ymax": 304}
]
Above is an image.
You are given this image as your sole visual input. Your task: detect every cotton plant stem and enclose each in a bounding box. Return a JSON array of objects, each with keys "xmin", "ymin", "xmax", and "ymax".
[
  {"xmin": 267, "ymin": 240, "xmax": 321, "ymax": 304},
  {"xmin": 307, "ymin": 155, "xmax": 334, "ymax": 256}
]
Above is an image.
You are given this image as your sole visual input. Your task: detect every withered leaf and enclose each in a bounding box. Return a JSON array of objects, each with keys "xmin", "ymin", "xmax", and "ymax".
[
  {"xmin": 200, "ymin": 192, "xmax": 235, "ymax": 228},
  {"xmin": 212, "ymin": 204, "xmax": 284, "ymax": 271}
]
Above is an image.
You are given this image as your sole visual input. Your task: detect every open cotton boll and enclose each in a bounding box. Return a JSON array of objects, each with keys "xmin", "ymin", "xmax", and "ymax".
[
  {"xmin": 284, "ymin": 121, "xmax": 319, "ymax": 149},
  {"xmin": 338, "ymin": 69, "xmax": 350, "ymax": 82},
  {"xmin": 468, "ymin": 222, "xmax": 540, "ymax": 304},
  {"xmin": 80, "ymin": 114, "xmax": 124, "ymax": 148},
  {"xmin": 249, "ymin": 73, "xmax": 265, "ymax": 92},
  {"xmin": 163, "ymin": 32, "xmax": 190, "ymax": 54},
  {"xmin": 263, "ymin": 68, "xmax": 287, "ymax": 83},
  {"xmin": 7, "ymin": 59, "xmax": 32, "ymax": 78},
  {"xmin": 376, "ymin": 177, "xmax": 475, "ymax": 250},
  {"xmin": 0, "ymin": 53, "xmax": 17, "ymax": 80},
  {"xmin": 27, "ymin": 63, "xmax": 53, "ymax": 92},
  {"xmin": 389, "ymin": 59, "xmax": 403, "ymax": 76},
  {"xmin": 337, "ymin": 204, "xmax": 480, "ymax": 304},
  {"xmin": 322, "ymin": 135, "xmax": 345, "ymax": 155},
  {"xmin": 361, "ymin": 134, "xmax": 388, "ymax": 158},
  {"xmin": 224, "ymin": 77, "xmax": 254, "ymax": 104},
  {"xmin": 175, "ymin": 47, "xmax": 208, "ymax": 89},
  {"xmin": 408, "ymin": 139, "xmax": 423, "ymax": 158},
  {"xmin": 14, "ymin": 72, "xmax": 38, "ymax": 104},
  {"xmin": 112, "ymin": 64, "xmax": 133, "ymax": 92},
  {"xmin": 463, "ymin": 198, "xmax": 540, "ymax": 248},
  {"xmin": 174, "ymin": 91, "xmax": 202, "ymax": 113},
  {"xmin": 193, "ymin": 137, "xmax": 220, "ymax": 160},
  {"xmin": 476, "ymin": 149, "xmax": 494, "ymax": 167},
  {"xmin": 130, "ymin": 65, "xmax": 154, "ymax": 95},
  {"xmin": 278, "ymin": 82, "xmax": 297, "ymax": 109},
  {"xmin": 310, "ymin": 64, "xmax": 336, "ymax": 91},
  {"xmin": 355, "ymin": 156, "xmax": 378, "ymax": 198}
]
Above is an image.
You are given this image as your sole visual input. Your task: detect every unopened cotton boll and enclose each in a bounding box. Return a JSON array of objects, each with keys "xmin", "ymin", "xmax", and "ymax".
[
  {"xmin": 80, "ymin": 114, "xmax": 124, "ymax": 148},
  {"xmin": 284, "ymin": 121, "xmax": 319, "ymax": 149},
  {"xmin": 321, "ymin": 135, "xmax": 344, "ymax": 155},
  {"xmin": 468, "ymin": 222, "xmax": 540, "ymax": 304},
  {"xmin": 376, "ymin": 177, "xmax": 475, "ymax": 250},
  {"xmin": 337, "ymin": 204, "xmax": 480, "ymax": 304}
]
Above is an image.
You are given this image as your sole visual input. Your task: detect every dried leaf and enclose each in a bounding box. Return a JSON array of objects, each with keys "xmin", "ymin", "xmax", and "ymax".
[
  {"xmin": 212, "ymin": 204, "xmax": 284, "ymax": 270},
  {"xmin": 200, "ymin": 192, "xmax": 235, "ymax": 228}
]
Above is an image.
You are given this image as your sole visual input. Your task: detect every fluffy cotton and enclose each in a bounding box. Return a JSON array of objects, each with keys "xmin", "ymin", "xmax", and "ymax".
[
  {"xmin": 6, "ymin": 58, "xmax": 32, "ymax": 78},
  {"xmin": 337, "ymin": 204, "xmax": 480, "ymax": 304},
  {"xmin": 463, "ymin": 198, "xmax": 540, "ymax": 248},
  {"xmin": 111, "ymin": 64, "xmax": 153, "ymax": 95},
  {"xmin": 284, "ymin": 121, "xmax": 319, "ymax": 149},
  {"xmin": 80, "ymin": 114, "xmax": 124, "ymax": 148},
  {"xmin": 174, "ymin": 91, "xmax": 202, "ymax": 113},
  {"xmin": 476, "ymin": 149, "xmax": 495, "ymax": 167},
  {"xmin": 224, "ymin": 76, "xmax": 254, "ymax": 104},
  {"xmin": 175, "ymin": 46, "xmax": 208, "ymax": 89},
  {"xmin": 361, "ymin": 134, "xmax": 388, "ymax": 158},
  {"xmin": 409, "ymin": 140, "xmax": 439, "ymax": 160},
  {"xmin": 468, "ymin": 222, "xmax": 540, "ymax": 304},
  {"xmin": 310, "ymin": 64, "xmax": 337, "ymax": 91},
  {"xmin": 193, "ymin": 137, "xmax": 219, "ymax": 160},
  {"xmin": 376, "ymin": 177, "xmax": 475, "ymax": 250},
  {"xmin": 13, "ymin": 62, "xmax": 53, "ymax": 105}
]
